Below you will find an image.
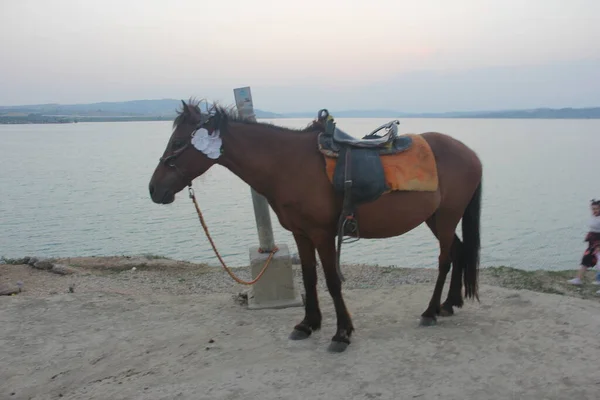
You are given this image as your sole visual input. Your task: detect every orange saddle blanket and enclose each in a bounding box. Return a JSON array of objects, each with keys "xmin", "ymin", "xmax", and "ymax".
[{"xmin": 322, "ymin": 134, "xmax": 439, "ymax": 193}]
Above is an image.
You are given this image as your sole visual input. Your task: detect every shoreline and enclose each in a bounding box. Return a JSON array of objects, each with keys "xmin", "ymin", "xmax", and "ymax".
[{"xmin": 2, "ymin": 254, "xmax": 599, "ymax": 301}]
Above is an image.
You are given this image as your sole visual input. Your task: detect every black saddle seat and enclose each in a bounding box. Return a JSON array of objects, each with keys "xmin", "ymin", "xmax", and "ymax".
[
  {"xmin": 317, "ymin": 109, "xmax": 413, "ymax": 156},
  {"xmin": 332, "ymin": 122, "xmax": 398, "ymax": 148}
]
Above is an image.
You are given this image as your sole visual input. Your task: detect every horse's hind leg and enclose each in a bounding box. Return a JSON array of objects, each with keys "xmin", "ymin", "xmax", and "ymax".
[
  {"xmin": 440, "ymin": 237, "xmax": 464, "ymax": 316},
  {"xmin": 420, "ymin": 213, "xmax": 460, "ymax": 326}
]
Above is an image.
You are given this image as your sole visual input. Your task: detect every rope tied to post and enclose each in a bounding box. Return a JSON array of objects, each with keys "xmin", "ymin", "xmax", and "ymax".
[{"xmin": 188, "ymin": 186, "xmax": 278, "ymax": 285}]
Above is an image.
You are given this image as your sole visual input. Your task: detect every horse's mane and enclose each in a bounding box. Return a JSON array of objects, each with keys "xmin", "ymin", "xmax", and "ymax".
[{"xmin": 173, "ymin": 97, "xmax": 322, "ymax": 134}]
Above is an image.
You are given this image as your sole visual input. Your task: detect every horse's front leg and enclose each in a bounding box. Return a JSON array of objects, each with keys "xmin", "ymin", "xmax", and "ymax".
[
  {"xmin": 315, "ymin": 233, "xmax": 354, "ymax": 353},
  {"xmin": 289, "ymin": 233, "xmax": 322, "ymax": 340}
]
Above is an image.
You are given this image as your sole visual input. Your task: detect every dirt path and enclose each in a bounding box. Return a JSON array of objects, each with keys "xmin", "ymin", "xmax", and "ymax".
[{"xmin": 1, "ymin": 258, "xmax": 600, "ymax": 399}]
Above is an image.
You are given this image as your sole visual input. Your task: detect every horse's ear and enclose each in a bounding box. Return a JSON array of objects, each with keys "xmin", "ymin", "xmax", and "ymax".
[{"xmin": 181, "ymin": 100, "xmax": 189, "ymax": 114}]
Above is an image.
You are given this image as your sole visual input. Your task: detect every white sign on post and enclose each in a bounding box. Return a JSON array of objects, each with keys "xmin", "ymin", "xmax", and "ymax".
[{"xmin": 234, "ymin": 87, "xmax": 257, "ymax": 122}]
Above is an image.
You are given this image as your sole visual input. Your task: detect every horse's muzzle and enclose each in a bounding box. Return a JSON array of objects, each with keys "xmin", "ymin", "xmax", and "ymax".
[{"xmin": 149, "ymin": 183, "xmax": 175, "ymax": 204}]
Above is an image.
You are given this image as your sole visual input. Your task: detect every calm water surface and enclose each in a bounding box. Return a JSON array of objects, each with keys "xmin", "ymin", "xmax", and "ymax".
[{"xmin": 1, "ymin": 118, "xmax": 598, "ymax": 270}]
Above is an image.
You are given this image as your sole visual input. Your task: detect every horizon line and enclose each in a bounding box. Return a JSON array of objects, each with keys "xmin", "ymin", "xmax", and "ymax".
[{"xmin": 2, "ymin": 98, "xmax": 600, "ymax": 116}]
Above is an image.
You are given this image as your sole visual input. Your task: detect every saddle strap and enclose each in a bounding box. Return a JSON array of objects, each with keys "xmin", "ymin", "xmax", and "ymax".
[
  {"xmin": 335, "ymin": 148, "xmax": 359, "ymax": 283},
  {"xmin": 343, "ymin": 147, "xmax": 353, "ymax": 214}
]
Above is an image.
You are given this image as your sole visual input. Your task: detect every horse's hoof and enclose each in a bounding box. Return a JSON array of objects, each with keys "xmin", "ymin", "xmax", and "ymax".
[
  {"xmin": 327, "ymin": 341, "xmax": 349, "ymax": 353},
  {"xmin": 420, "ymin": 316, "xmax": 437, "ymax": 326},
  {"xmin": 439, "ymin": 306, "xmax": 454, "ymax": 317},
  {"xmin": 289, "ymin": 329, "xmax": 311, "ymax": 341}
]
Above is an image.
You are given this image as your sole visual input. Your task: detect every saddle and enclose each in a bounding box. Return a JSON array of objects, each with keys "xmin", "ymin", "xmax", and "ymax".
[
  {"xmin": 315, "ymin": 109, "xmax": 414, "ymax": 281},
  {"xmin": 317, "ymin": 109, "xmax": 413, "ymax": 155}
]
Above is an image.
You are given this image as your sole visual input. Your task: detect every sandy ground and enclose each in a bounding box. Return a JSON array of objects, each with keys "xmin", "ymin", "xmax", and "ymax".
[{"xmin": 1, "ymin": 257, "xmax": 600, "ymax": 400}]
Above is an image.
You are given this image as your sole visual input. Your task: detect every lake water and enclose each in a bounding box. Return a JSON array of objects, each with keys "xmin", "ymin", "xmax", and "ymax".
[{"xmin": 1, "ymin": 118, "xmax": 598, "ymax": 271}]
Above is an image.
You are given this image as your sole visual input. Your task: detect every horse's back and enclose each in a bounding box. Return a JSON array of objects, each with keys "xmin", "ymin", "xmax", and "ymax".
[
  {"xmin": 421, "ymin": 131, "xmax": 482, "ymax": 209},
  {"xmin": 421, "ymin": 131, "xmax": 482, "ymax": 178}
]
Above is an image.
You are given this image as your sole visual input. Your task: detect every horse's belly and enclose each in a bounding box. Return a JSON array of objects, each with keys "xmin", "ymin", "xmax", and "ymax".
[{"xmin": 352, "ymin": 190, "xmax": 439, "ymax": 238}]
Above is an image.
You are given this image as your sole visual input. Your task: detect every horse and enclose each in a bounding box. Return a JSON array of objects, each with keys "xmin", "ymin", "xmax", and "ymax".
[{"xmin": 148, "ymin": 99, "xmax": 483, "ymax": 353}]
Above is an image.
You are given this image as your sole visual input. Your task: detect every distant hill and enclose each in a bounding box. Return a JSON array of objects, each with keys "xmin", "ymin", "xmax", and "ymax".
[
  {"xmin": 282, "ymin": 109, "xmax": 409, "ymax": 118},
  {"xmin": 280, "ymin": 110, "xmax": 487, "ymax": 118},
  {"xmin": 0, "ymin": 99, "xmax": 277, "ymax": 118},
  {"xmin": 0, "ymin": 99, "xmax": 183, "ymax": 117},
  {"xmin": 1, "ymin": 99, "xmax": 600, "ymax": 124},
  {"xmin": 280, "ymin": 108, "xmax": 600, "ymax": 119}
]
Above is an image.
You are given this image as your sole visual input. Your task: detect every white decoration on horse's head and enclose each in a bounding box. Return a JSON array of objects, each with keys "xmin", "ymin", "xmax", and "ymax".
[{"xmin": 191, "ymin": 128, "xmax": 222, "ymax": 160}]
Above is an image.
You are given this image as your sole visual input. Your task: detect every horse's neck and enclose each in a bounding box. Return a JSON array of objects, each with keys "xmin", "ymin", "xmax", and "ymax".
[{"xmin": 218, "ymin": 122, "xmax": 313, "ymax": 198}]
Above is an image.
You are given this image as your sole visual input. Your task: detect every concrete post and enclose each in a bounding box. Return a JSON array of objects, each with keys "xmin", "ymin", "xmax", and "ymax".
[{"xmin": 233, "ymin": 86, "xmax": 303, "ymax": 310}]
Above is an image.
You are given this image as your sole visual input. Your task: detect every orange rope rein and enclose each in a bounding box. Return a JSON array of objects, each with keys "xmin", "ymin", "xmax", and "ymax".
[{"xmin": 188, "ymin": 187, "xmax": 277, "ymax": 285}]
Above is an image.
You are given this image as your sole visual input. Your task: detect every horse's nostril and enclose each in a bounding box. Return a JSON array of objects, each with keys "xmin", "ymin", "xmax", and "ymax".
[{"xmin": 149, "ymin": 184, "xmax": 155, "ymax": 196}]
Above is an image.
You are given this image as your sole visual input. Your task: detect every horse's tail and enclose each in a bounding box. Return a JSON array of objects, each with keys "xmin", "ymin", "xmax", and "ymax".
[{"xmin": 462, "ymin": 181, "xmax": 482, "ymax": 301}]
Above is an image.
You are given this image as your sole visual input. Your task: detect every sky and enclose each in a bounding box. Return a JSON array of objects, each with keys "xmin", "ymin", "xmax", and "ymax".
[{"xmin": 1, "ymin": 0, "xmax": 599, "ymax": 112}]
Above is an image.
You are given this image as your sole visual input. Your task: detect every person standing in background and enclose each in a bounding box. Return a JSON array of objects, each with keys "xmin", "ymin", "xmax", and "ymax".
[{"xmin": 567, "ymin": 199, "xmax": 600, "ymax": 292}]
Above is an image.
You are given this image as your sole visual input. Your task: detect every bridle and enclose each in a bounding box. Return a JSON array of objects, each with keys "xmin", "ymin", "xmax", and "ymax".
[
  {"xmin": 159, "ymin": 142, "xmax": 192, "ymax": 184},
  {"xmin": 158, "ymin": 112, "xmax": 215, "ymax": 186}
]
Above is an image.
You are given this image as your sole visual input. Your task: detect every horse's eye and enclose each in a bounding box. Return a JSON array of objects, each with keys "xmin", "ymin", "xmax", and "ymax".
[{"xmin": 172, "ymin": 140, "xmax": 185, "ymax": 150}]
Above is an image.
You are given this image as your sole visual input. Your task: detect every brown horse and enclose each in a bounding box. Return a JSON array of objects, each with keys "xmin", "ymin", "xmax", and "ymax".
[{"xmin": 149, "ymin": 99, "xmax": 482, "ymax": 353}]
